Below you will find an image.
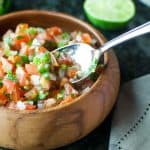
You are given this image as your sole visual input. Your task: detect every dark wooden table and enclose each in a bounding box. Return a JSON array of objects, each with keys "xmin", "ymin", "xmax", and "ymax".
[{"xmin": 1, "ymin": 0, "xmax": 150, "ymax": 149}]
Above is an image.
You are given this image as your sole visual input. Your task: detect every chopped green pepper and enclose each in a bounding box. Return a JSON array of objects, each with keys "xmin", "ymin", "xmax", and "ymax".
[
  {"xmin": 57, "ymin": 32, "xmax": 71, "ymax": 48},
  {"xmin": 38, "ymin": 64, "xmax": 49, "ymax": 74},
  {"xmin": 38, "ymin": 91, "xmax": 48, "ymax": 100},
  {"xmin": 4, "ymin": 49, "xmax": 18, "ymax": 57},
  {"xmin": 25, "ymin": 27, "xmax": 37, "ymax": 35},
  {"xmin": 6, "ymin": 71, "xmax": 17, "ymax": 81},
  {"xmin": 21, "ymin": 55, "xmax": 29, "ymax": 64},
  {"xmin": 33, "ymin": 52, "xmax": 51, "ymax": 65},
  {"xmin": 41, "ymin": 52, "xmax": 51, "ymax": 64},
  {"xmin": 42, "ymin": 72, "xmax": 50, "ymax": 80},
  {"xmin": 60, "ymin": 64, "xmax": 67, "ymax": 70},
  {"xmin": 56, "ymin": 89, "xmax": 65, "ymax": 100}
]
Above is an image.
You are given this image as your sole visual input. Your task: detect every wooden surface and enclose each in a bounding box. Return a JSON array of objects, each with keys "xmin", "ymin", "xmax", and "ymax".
[{"xmin": 0, "ymin": 10, "xmax": 120, "ymax": 150}]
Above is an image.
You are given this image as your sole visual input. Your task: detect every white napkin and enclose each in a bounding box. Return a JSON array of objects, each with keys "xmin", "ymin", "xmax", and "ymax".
[
  {"xmin": 139, "ymin": 0, "xmax": 150, "ymax": 7},
  {"xmin": 109, "ymin": 74, "xmax": 150, "ymax": 150}
]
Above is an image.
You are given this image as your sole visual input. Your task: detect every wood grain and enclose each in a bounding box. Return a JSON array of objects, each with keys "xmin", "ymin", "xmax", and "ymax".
[{"xmin": 0, "ymin": 10, "xmax": 120, "ymax": 150}]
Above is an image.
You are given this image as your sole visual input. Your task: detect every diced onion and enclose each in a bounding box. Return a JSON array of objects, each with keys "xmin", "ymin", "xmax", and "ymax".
[
  {"xmin": 16, "ymin": 101, "xmax": 26, "ymax": 110},
  {"xmin": 30, "ymin": 75, "xmax": 40, "ymax": 86},
  {"xmin": 44, "ymin": 98, "xmax": 56, "ymax": 108}
]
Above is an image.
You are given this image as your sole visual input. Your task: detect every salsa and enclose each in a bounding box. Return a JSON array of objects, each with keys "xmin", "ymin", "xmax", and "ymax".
[{"xmin": 0, "ymin": 23, "xmax": 100, "ymax": 110}]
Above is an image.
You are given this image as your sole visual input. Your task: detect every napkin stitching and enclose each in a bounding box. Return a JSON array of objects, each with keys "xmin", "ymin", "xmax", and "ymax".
[
  {"xmin": 115, "ymin": 103, "xmax": 150, "ymax": 150},
  {"xmin": 110, "ymin": 144, "xmax": 127, "ymax": 150}
]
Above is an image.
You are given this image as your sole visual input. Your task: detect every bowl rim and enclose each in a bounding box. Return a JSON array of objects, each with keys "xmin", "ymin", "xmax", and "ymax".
[{"xmin": 0, "ymin": 10, "xmax": 109, "ymax": 114}]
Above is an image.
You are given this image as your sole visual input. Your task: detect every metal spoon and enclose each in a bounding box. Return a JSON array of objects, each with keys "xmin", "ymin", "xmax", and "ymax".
[{"xmin": 54, "ymin": 21, "xmax": 150, "ymax": 84}]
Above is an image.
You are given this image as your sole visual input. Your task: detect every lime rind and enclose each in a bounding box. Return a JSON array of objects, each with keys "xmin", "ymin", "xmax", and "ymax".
[{"xmin": 83, "ymin": 0, "xmax": 136, "ymax": 30}]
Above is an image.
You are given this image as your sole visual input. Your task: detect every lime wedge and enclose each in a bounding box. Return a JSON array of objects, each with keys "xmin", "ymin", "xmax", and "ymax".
[{"xmin": 84, "ymin": 0, "xmax": 136, "ymax": 30}]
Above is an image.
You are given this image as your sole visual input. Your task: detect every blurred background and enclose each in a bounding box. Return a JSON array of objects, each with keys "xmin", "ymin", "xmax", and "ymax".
[{"xmin": 0, "ymin": 0, "xmax": 150, "ymax": 150}]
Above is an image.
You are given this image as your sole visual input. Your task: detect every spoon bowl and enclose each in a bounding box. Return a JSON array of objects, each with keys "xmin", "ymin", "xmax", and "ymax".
[
  {"xmin": 54, "ymin": 21, "xmax": 150, "ymax": 84},
  {"xmin": 53, "ymin": 43, "xmax": 99, "ymax": 83}
]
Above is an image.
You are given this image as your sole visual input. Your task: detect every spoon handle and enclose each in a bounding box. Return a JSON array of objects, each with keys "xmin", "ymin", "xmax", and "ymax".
[{"xmin": 100, "ymin": 21, "xmax": 150, "ymax": 53}]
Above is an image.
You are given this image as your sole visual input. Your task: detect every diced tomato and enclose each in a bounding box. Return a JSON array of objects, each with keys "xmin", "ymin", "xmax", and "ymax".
[
  {"xmin": 16, "ymin": 67, "xmax": 29, "ymax": 86},
  {"xmin": 12, "ymin": 86, "xmax": 23, "ymax": 102},
  {"xmin": 28, "ymin": 48, "xmax": 35, "ymax": 56},
  {"xmin": 58, "ymin": 57, "xmax": 73, "ymax": 66},
  {"xmin": 16, "ymin": 23, "xmax": 29, "ymax": 33},
  {"xmin": 36, "ymin": 32, "xmax": 52, "ymax": 42},
  {"xmin": 0, "ymin": 93, "xmax": 8, "ymax": 105},
  {"xmin": 1, "ymin": 57, "xmax": 14, "ymax": 73},
  {"xmin": 60, "ymin": 96, "xmax": 73, "ymax": 105},
  {"xmin": 67, "ymin": 68, "xmax": 78, "ymax": 78},
  {"xmin": 0, "ymin": 86, "xmax": 8, "ymax": 105},
  {"xmin": 3, "ymin": 79, "xmax": 17, "ymax": 94},
  {"xmin": 13, "ymin": 34, "xmax": 30, "ymax": 50},
  {"xmin": 20, "ymin": 45, "xmax": 29, "ymax": 55},
  {"xmin": 20, "ymin": 44, "xmax": 34, "ymax": 56},
  {"xmin": 24, "ymin": 88, "xmax": 38, "ymax": 99},
  {"xmin": 26, "ymin": 104, "xmax": 36, "ymax": 110},
  {"xmin": 38, "ymin": 46, "xmax": 47, "ymax": 53},
  {"xmin": 25, "ymin": 64, "xmax": 39, "ymax": 75},
  {"xmin": 0, "ymin": 86, "xmax": 6, "ymax": 94},
  {"xmin": 81, "ymin": 33, "xmax": 92, "ymax": 44},
  {"xmin": 0, "ymin": 62, "xmax": 5, "ymax": 78},
  {"xmin": 3, "ymin": 80, "xmax": 23, "ymax": 102},
  {"xmin": 8, "ymin": 56, "xmax": 21, "ymax": 64},
  {"xmin": 46, "ymin": 26, "xmax": 62, "ymax": 36}
]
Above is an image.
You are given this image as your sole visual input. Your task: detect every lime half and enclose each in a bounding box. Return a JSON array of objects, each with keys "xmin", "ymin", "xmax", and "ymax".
[
  {"xmin": 0, "ymin": 0, "xmax": 11, "ymax": 15},
  {"xmin": 84, "ymin": 0, "xmax": 136, "ymax": 30}
]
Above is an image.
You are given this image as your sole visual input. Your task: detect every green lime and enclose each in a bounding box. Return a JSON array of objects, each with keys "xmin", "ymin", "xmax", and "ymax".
[
  {"xmin": 0, "ymin": 0, "xmax": 11, "ymax": 15},
  {"xmin": 84, "ymin": 0, "xmax": 136, "ymax": 30}
]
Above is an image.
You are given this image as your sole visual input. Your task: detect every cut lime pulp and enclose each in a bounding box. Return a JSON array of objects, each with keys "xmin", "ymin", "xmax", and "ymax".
[{"xmin": 84, "ymin": 0, "xmax": 136, "ymax": 30}]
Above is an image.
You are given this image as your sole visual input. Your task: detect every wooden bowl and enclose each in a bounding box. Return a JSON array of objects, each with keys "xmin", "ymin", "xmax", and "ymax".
[{"xmin": 0, "ymin": 10, "xmax": 120, "ymax": 150}]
